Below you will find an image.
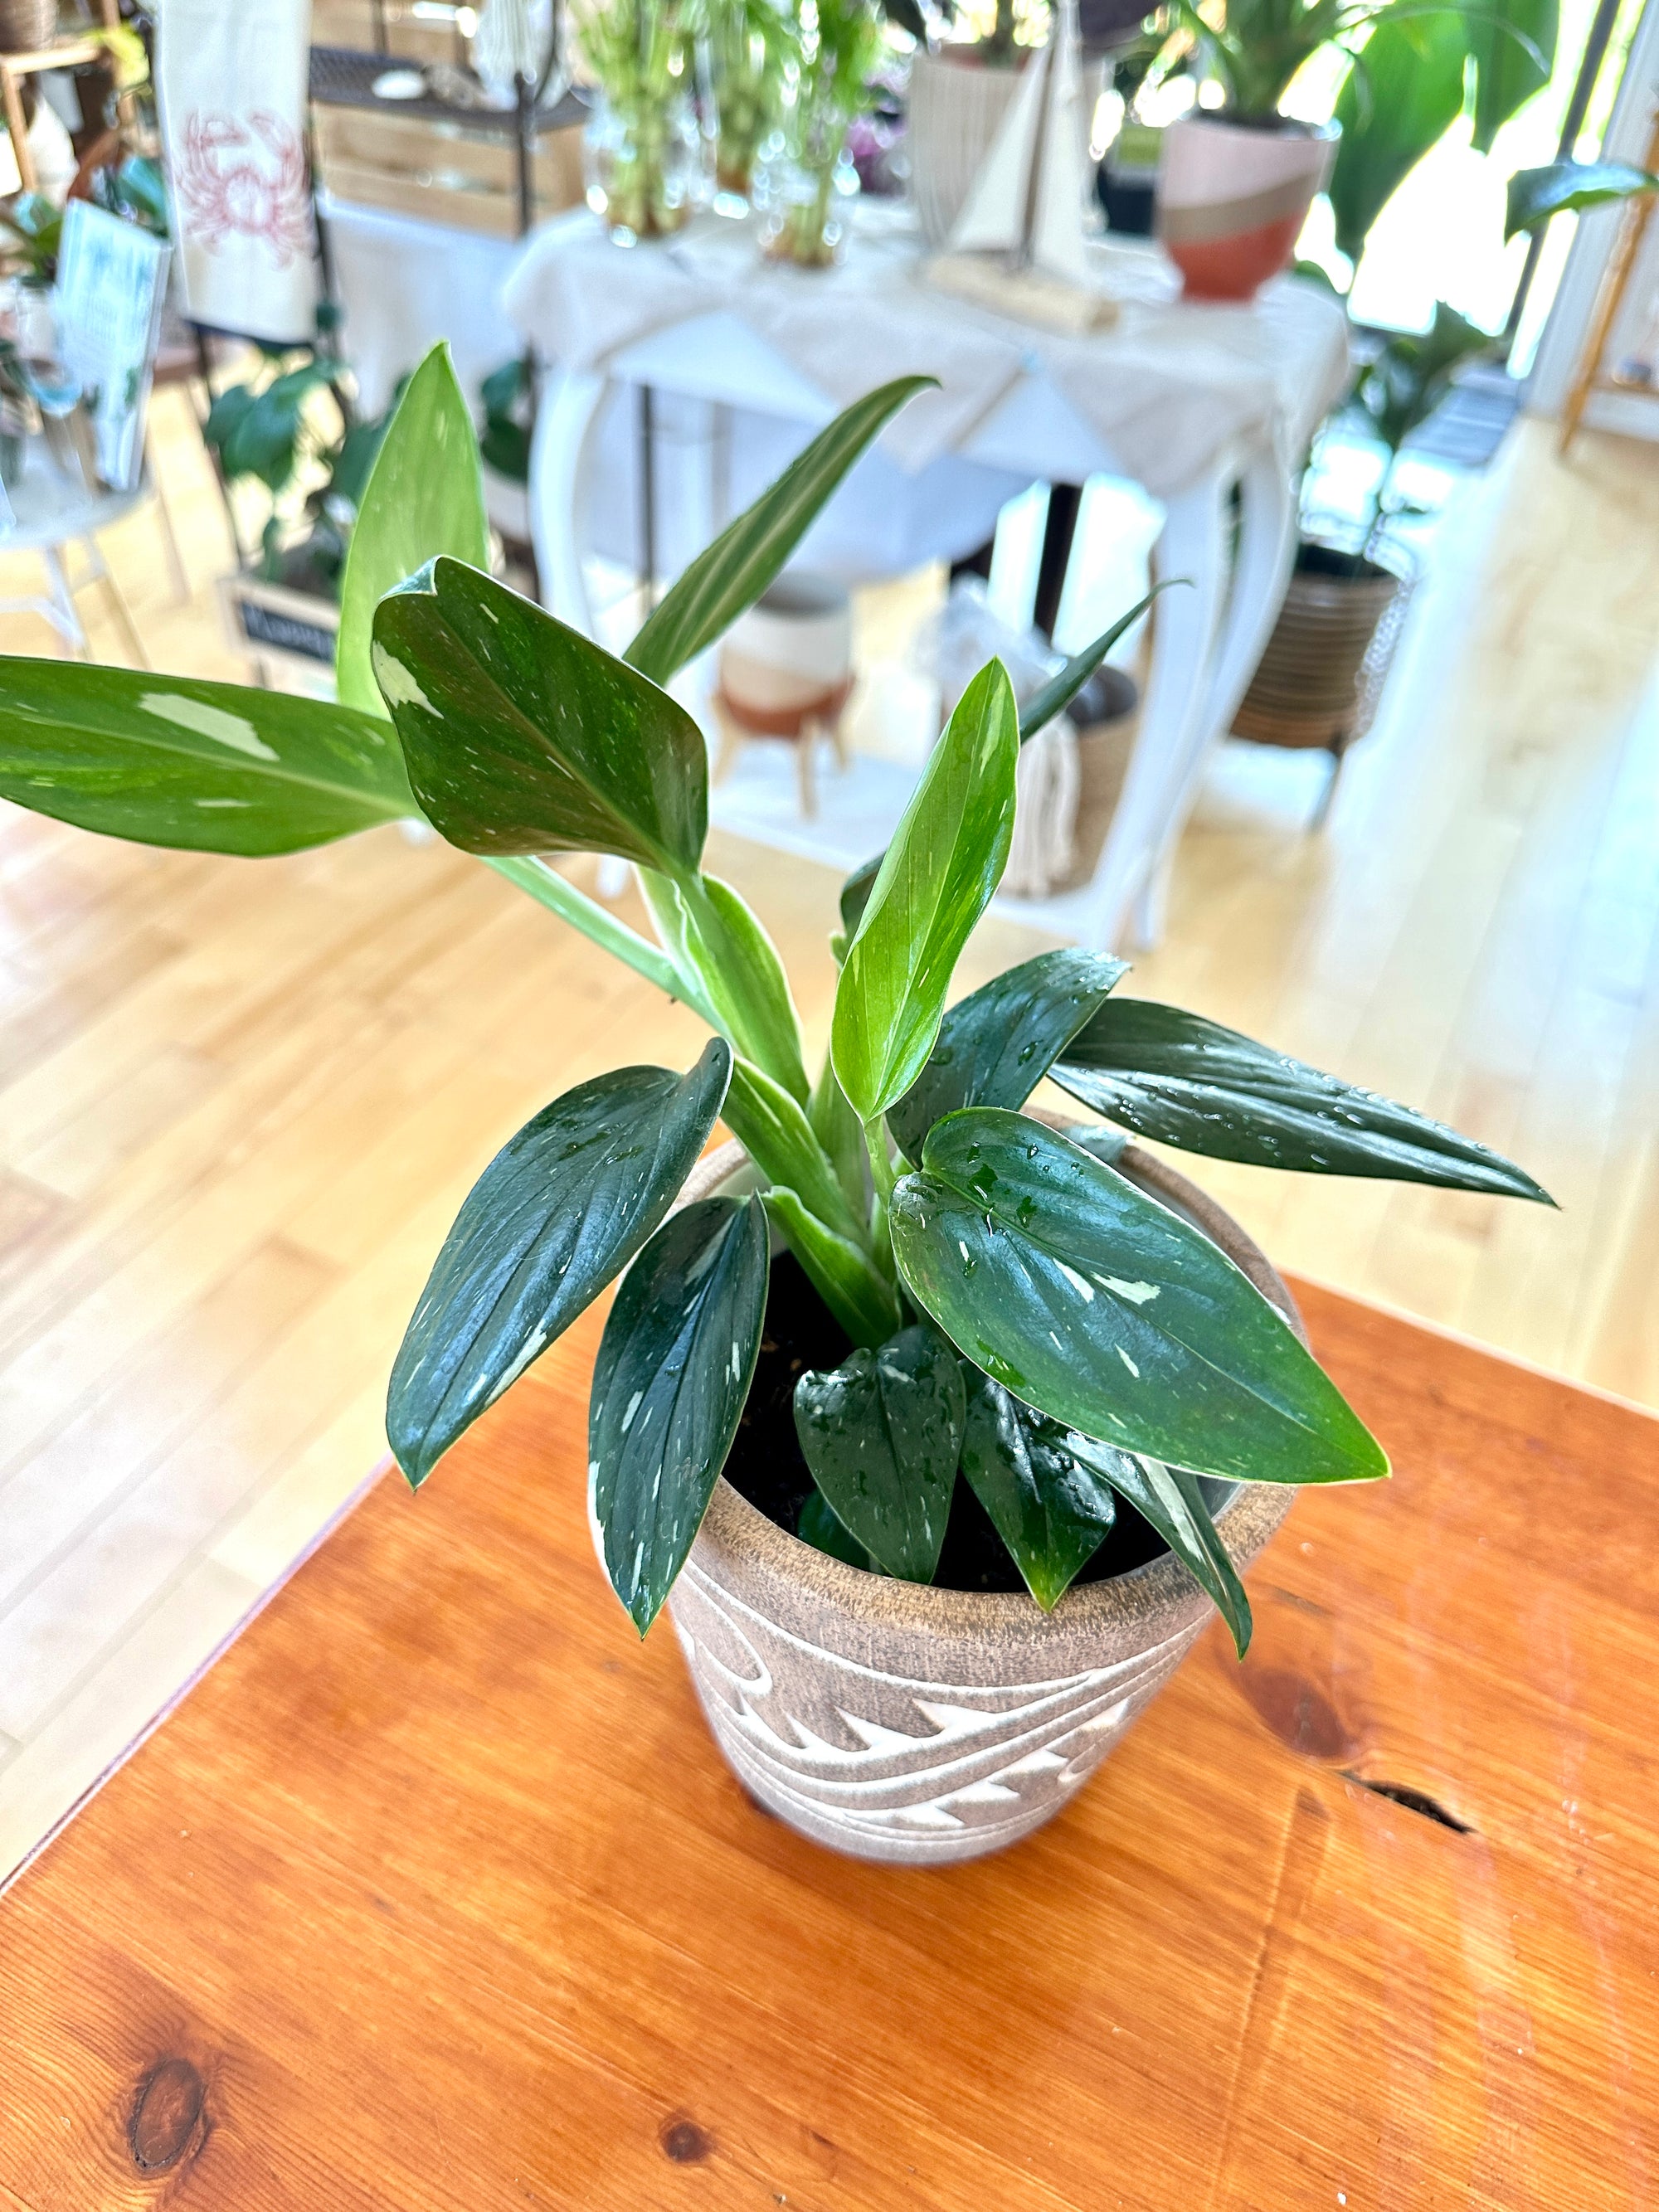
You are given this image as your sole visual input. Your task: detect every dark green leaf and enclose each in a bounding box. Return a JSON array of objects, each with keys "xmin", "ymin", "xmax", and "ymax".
[
  {"xmin": 762, "ymin": 1189, "xmax": 902, "ymax": 1349},
  {"xmin": 1066, "ymin": 1433, "xmax": 1252, "ymax": 1656},
  {"xmin": 798, "ymin": 1486, "xmax": 873, "ymax": 1570},
  {"xmin": 387, "ymin": 1039, "xmax": 732, "ymax": 1487},
  {"xmin": 839, "ymin": 850, "xmax": 884, "ymax": 939},
  {"xmin": 1017, "ymin": 585, "xmax": 1175, "ymax": 742},
  {"xmin": 888, "ymin": 948, "xmax": 1129, "ymax": 1164},
  {"xmin": 591, "ymin": 1194, "xmax": 769, "ymax": 1633},
  {"xmin": 338, "ymin": 345, "xmax": 491, "ymax": 717},
  {"xmin": 723, "ymin": 1057, "xmax": 866, "ymax": 1247},
  {"xmin": 958, "ymin": 1369, "xmax": 1115, "ymax": 1611},
  {"xmin": 1506, "ymin": 158, "xmax": 1659, "ymax": 238},
  {"xmin": 793, "ymin": 1324, "xmax": 966, "ymax": 1581},
  {"xmin": 1331, "ymin": 14, "xmax": 1467, "ymax": 265},
  {"xmin": 625, "ymin": 376, "xmax": 936, "ymax": 685},
  {"xmin": 832, "ymin": 659, "xmax": 1019, "ymax": 1124},
  {"xmin": 889, "ymin": 1110, "xmax": 1388, "ymax": 1487},
  {"xmin": 372, "ymin": 557, "xmax": 707, "ymax": 876},
  {"xmin": 642, "ymin": 872, "xmax": 810, "ymax": 1101},
  {"xmin": 1468, "ymin": 0, "xmax": 1556, "ymax": 154},
  {"xmin": 0, "ymin": 661, "xmax": 416, "ymax": 853},
  {"xmin": 1051, "ymin": 999, "xmax": 1552, "ymax": 1200}
]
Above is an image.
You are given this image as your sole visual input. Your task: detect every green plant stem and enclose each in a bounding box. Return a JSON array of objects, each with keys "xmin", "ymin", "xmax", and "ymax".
[
  {"xmin": 864, "ymin": 1118, "xmax": 898, "ymax": 1211},
  {"xmin": 485, "ymin": 855, "xmax": 720, "ymax": 1027}
]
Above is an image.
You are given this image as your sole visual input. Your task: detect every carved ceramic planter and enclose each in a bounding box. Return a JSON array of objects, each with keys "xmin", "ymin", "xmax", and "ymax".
[{"xmin": 663, "ymin": 1138, "xmax": 1301, "ymax": 1866}]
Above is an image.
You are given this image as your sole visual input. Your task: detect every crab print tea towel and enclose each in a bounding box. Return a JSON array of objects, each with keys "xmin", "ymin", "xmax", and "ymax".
[{"xmin": 157, "ymin": 0, "xmax": 319, "ymax": 343}]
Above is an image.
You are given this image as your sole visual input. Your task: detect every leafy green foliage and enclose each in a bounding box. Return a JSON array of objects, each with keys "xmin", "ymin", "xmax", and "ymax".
[
  {"xmin": 1051, "ymin": 999, "xmax": 1552, "ymax": 1199},
  {"xmin": 1468, "ymin": 0, "xmax": 1555, "ymax": 153},
  {"xmin": 642, "ymin": 873, "xmax": 810, "ymax": 1101},
  {"xmin": 372, "ymin": 557, "xmax": 708, "ymax": 876},
  {"xmin": 387, "ymin": 1041, "xmax": 732, "ymax": 1488},
  {"xmin": 0, "ymin": 662, "xmax": 416, "ymax": 854},
  {"xmin": 1067, "ymin": 1436, "xmax": 1253, "ymax": 1656},
  {"xmin": 794, "ymin": 1325, "xmax": 966, "ymax": 1581},
  {"xmin": 1018, "ymin": 586, "xmax": 1175, "ymax": 742},
  {"xmin": 832, "ymin": 660, "xmax": 1019, "ymax": 1124},
  {"xmin": 337, "ymin": 346, "xmax": 489, "ymax": 718},
  {"xmin": 797, "ymin": 1486, "xmax": 873, "ymax": 1569},
  {"xmin": 591, "ymin": 1194, "xmax": 770, "ymax": 1633},
  {"xmin": 205, "ymin": 358, "xmax": 334, "ymax": 493},
  {"xmin": 888, "ymin": 949, "xmax": 1128, "ymax": 1164},
  {"xmin": 958, "ymin": 1371, "xmax": 1116, "ymax": 1611},
  {"xmin": 1330, "ymin": 13, "xmax": 1467, "ymax": 267},
  {"xmin": 889, "ymin": 1111, "xmax": 1389, "ymax": 1487},
  {"xmin": 625, "ymin": 375, "xmax": 935, "ymax": 686},
  {"xmin": 762, "ymin": 1189, "xmax": 902, "ymax": 1349},
  {"xmin": 1506, "ymin": 158, "xmax": 1659, "ymax": 238},
  {"xmin": 723, "ymin": 1058, "xmax": 866, "ymax": 1247},
  {"xmin": 479, "ymin": 356, "xmax": 533, "ymax": 483}
]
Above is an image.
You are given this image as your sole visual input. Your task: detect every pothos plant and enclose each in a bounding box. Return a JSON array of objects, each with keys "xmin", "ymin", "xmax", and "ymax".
[{"xmin": 0, "ymin": 347, "xmax": 1550, "ymax": 1655}]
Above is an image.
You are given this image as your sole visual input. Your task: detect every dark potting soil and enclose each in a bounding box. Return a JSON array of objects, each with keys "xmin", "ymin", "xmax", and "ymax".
[{"xmin": 722, "ymin": 1252, "xmax": 1179, "ymax": 1595}]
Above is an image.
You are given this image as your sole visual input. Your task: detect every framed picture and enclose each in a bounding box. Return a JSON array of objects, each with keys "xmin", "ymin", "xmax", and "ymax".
[{"xmin": 52, "ymin": 202, "xmax": 171, "ymax": 493}]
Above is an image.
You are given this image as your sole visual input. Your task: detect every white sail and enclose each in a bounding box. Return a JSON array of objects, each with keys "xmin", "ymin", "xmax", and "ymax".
[
  {"xmin": 948, "ymin": 41, "xmax": 1050, "ymax": 259},
  {"xmin": 944, "ymin": 0, "xmax": 1090, "ymax": 284}
]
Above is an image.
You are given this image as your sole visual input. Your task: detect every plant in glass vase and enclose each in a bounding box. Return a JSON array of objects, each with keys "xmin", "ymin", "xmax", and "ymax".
[
  {"xmin": 577, "ymin": 0, "xmax": 710, "ymax": 241},
  {"xmin": 708, "ymin": 0, "xmax": 798, "ymax": 205},
  {"xmin": 761, "ymin": 0, "xmax": 885, "ymax": 265},
  {"xmin": 0, "ymin": 350, "xmax": 1550, "ymax": 1865}
]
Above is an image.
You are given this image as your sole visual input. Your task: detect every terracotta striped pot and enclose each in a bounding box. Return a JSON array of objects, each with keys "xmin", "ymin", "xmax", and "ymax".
[{"xmin": 1157, "ymin": 112, "xmax": 1335, "ymax": 302}]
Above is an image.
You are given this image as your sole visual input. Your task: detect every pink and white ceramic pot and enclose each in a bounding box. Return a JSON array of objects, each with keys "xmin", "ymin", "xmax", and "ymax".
[{"xmin": 1157, "ymin": 112, "xmax": 1336, "ymax": 301}]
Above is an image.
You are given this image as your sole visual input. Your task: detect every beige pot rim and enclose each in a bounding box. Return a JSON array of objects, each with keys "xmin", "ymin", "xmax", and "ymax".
[{"xmin": 679, "ymin": 1131, "xmax": 1302, "ymax": 1655}]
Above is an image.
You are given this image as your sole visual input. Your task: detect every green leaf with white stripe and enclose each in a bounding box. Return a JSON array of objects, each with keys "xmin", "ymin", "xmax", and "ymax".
[
  {"xmin": 337, "ymin": 343, "xmax": 490, "ymax": 717},
  {"xmin": 0, "ymin": 661, "xmax": 416, "ymax": 853},
  {"xmin": 888, "ymin": 1110, "xmax": 1388, "ymax": 1488},
  {"xmin": 1065, "ymin": 1433, "xmax": 1253, "ymax": 1658},
  {"xmin": 591, "ymin": 1194, "xmax": 769, "ymax": 1634},
  {"xmin": 387, "ymin": 1039, "xmax": 732, "ymax": 1488}
]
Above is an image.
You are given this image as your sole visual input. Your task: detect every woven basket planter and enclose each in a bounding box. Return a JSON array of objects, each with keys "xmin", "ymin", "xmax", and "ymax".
[
  {"xmin": 1233, "ymin": 540, "xmax": 1414, "ymax": 755},
  {"xmin": 0, "ymin": 0, "xmax": 56, "ymax": 52}
]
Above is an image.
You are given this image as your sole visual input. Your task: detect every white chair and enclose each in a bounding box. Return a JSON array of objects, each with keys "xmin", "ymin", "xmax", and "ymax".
[{"xmin": 0, "ymin": 446, "xmax": 171, "ymax": 666}]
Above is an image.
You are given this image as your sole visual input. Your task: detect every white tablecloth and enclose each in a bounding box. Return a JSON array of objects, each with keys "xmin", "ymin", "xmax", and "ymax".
[{"xmin": 502, "ymin": 202, "xmax": 1350, "ymax": 500}]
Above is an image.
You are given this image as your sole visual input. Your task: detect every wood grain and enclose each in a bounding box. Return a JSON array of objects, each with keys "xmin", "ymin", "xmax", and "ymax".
[{"xmin": 2, "ymin": 1284, "xmax": 1656, "ymax": 2210}]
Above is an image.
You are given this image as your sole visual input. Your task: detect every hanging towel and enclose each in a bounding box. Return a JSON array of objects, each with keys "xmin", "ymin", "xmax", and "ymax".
[{"xmin": 156, "ymin": 0, "xmax": 319, "ymax": 344}]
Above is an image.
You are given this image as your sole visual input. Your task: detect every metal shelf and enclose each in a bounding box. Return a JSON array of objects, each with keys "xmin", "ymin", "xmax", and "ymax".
[{"xmin": 308, "ymin": 45, "xmax": 586, "ymax": 139}]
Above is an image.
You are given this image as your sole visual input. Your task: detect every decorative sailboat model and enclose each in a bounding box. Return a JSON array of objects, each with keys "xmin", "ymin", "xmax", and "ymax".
[{"xmin": 926, "ymin": 0, "xmax": 1117, "ymax": 333}]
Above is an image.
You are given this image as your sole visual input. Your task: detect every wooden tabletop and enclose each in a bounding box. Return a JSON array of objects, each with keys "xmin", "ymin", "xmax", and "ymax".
[{"xmin": 2, "ymin": 1279, "xmax": 1656, "ymax": 2209}]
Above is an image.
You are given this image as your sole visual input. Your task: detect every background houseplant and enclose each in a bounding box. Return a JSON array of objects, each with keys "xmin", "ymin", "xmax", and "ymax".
[
  {"xmin": 1154, "ymin": 0, "xmax": 1557, "ymax": 298},
  {"xmin": 576, "ymin": 0, "xmax": 711, "ymax": 241},
  {"xmin": 708, "ymin": 0, "xmax": 799, "ymax": 204},
  {"xmin": 0, "ymin": 347, "xmax": 1549, "ymax": 1858},
  {"xmin": 760, "ymin": 0, "xmax": 886, "ymax": 263}
]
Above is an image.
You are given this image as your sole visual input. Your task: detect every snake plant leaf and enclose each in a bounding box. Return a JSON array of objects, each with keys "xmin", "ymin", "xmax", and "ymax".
[
  {"xmin": 1506, "ymin": 158, "xmax": 1659, "ymax": 238},
  {"xmin": 1017, "ymin": 584, "xmax": 1174, "ymax": 742},
  {"xmin": 337, "ymin": 343, "xmax": 489, "ymax": 718},
  {"xmin": 625, "ymin": 375, "xmax": 937, "ymax": 684},
  {"xmin": 722, "ymin": 1057, "xmax": 866, "ymax": 1247},
  {"xmin": 642, "ymin": 872, "xmax": 810, "ymax": 1103},
  {"xmin": 958, "ymin": 1369, "xmax": 1116, "ymax": 1611},
  {"xmin": 590, "ymin": 1194, "xmax": 769, "ymax": 1634},
  {"xmin": 1468, "ymin": 0, "xmax": 1556, "ymax": 155},
  {"xmin": 888, "ymin": 949, "xmax": 1130, "ymax": 1164},
  {"xmin": 1331, "ymin": 13, "xmax": 1467, "ymax": 266},
  {"xmin": 372, "ymin": 557, "xmax": 707, "ymax": 875},
  {"xmin": 1050, "ymin": 1000, "xmax": 1553, "ymax": 1200},
  {"xmin": 387, "ymin": 1038, "xmax": 732, "ymax": 1488},
  {"xmin": 797, "ymin": 1486, "xmax": 873, "ymax": 1571},
  {"xmin": 889, "ymin": 1110, "xmax": 1389, "ymax": 1488},
  {"xmin": 0, "ymin": 661, "xmax": 416, "ymax": 853},
  {"xmin": 1065, "ymin": 1432, "xmax": 1252, "ymax": 1657},
  {"xmin": 761, "ymin": 1189, "xmax": 903, "ymax": 1350},
  {"xmin": 794, "ymin": 1325, "xmax": 966, "ymax": 1582},
  {"xmin": 832, "ymin": 659, "xmax": 1019, "ymax": 1125}
]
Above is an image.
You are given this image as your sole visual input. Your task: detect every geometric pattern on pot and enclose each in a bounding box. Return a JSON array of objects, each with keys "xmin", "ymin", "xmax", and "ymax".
[{"xmin": 669, "ymin": 1559, "xmax": 1204, "ymax": 1866}]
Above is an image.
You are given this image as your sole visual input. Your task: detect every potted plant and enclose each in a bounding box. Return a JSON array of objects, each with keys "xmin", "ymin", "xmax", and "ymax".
[
  {"xmin": 707, "ymin": 0, "xmax": 798, "ymax": 207},
  {"xmin": 576, "ymin": 0, "xmax": 712, "ymax": 242},
  {"xmin": 0, "ymin": 349, "xmax": 1550, "ymax": 1864},
  {"xmin": 1233, "ymin": 299, "xmax": 1495, "ymax": 815},
  {"xmin": 1155, "ymin": 0, "xmax": 1554, "ymax": 299},
  {"xmin": 205, "ymin": 338, "xmax": 401, "ymax": 688},
  {"xmin": 759, "ymin": 0, "xmax": 887, "ymax": 264}
]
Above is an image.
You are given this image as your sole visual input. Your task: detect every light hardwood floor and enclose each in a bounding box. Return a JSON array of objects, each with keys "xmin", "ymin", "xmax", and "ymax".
[{"xmin": 1, "ymin": 386, "xmax": 1656, "ymax": 1888}]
